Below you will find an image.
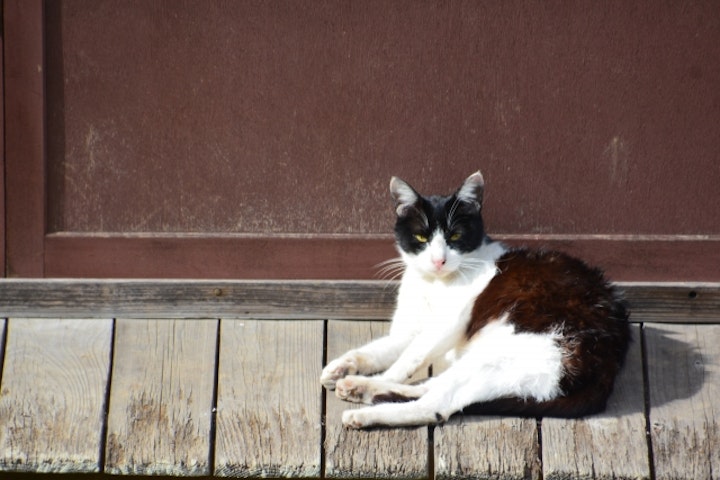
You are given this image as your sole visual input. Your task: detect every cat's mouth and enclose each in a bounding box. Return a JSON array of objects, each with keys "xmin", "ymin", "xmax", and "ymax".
[{"xmin": 423, "ymin": 262, "xmax": 458, "ymax": 279}]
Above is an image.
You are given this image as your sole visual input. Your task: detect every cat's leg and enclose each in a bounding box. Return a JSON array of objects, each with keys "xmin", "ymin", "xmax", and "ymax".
[
  {"xmin": 330, "ymin": 324, "xmax": 462, "ymax": 400},
  {"xmin": 333, "ymin": 332, "xmax": 470, "ymax": 405},
  {"xmin": 339, "ymin": 371, "xmax": 459, "ymax": 427},
  {"xmin": 335, "ymin": 375, "xmax": 429, "ymax": 404},
  {"xmin": 342, "ymin": 321, "xmax": 565, "ymax": 428},
  {"xmin": 321, "ymin": 334, "xmax": 412, "ymax": 389},
  {"xmin": 374, "ymin": 325, "xmax": 464, "ymax": 384}
]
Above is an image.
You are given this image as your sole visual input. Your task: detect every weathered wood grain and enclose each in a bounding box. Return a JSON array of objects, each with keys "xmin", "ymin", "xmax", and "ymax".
[
  {"xmin": 0, "ymin": 279, "xmax": 397, "ymax": 320},
  {"xmin": 646, "ymin": 324, "xmax": 720, "ymax": 480},
  {"xmin": 435, "ymin": 415, "xmax": 540, "ymax": 480},
  {"xmin": 0, "ymin": 319, "xmax": 112, "ymax": 473},
  {"xmin": 324, "ymin": 320, "xmax": 428, "ymax": 479},
  {"xmin": 1, "ymin": 280, "xmax": 719, "ymax": 323},
  {"xmin": 542, "ymin": 324, "xmax": 649, "ymax": 480},
  {"xmin": 104, "ymin": 319, "xmax": 217, "ymax": 475},
  {"xmin": 214, "ymin": 319, "xmax": 323, "ymax": 477},
  {"xmin": 620, "ymin": 283, "xmax": 720, "ymax": 323},
  {"xmin": 0, "ymin": 319, "xmax": 5, "ymax": 371}
]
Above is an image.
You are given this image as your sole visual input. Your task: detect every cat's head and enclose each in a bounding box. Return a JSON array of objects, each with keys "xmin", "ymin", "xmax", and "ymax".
[{"xmin": 390, "ymin": 171, "xmax": 487, "ymax": 279}]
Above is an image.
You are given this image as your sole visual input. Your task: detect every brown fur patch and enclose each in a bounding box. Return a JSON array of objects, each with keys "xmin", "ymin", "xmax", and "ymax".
[{"xmin": 466, "ymin": 248, "xmax": 630, "ymax": 417}]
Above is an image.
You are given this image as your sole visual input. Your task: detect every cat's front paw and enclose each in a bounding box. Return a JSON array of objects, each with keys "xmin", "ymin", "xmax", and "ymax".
[
  {"xmin": 335, "ymin": 375, "xmax": 374, "ymax": 404},
  {"xmin": 342, "ymin": 408, "xmax": 373, "ymax": 429},
  {"xmin": 320, "ymin": 355, "xmax": 358, "ymax": 389}
]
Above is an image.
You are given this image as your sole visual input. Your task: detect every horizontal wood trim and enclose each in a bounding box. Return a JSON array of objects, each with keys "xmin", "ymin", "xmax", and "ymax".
[
  {"xmin": 0, "ymin": 279, "xmax": 398, "ymax": 320},
  {"xmin": 0, "ymin": 279, "xmax": 718, "ymax": 323},
  {"xmin": 42, "ymin": 234, "xmax": 720, "ymax": 281}
]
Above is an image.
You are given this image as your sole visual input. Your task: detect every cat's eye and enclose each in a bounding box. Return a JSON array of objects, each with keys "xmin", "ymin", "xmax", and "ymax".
[
  {"xmin": 449, "ymin": 232, "xmax": 462, "ymax": 242},
  {"xmin": 414, "ymin": 234, "xmax": 428, "ymax": 243}
]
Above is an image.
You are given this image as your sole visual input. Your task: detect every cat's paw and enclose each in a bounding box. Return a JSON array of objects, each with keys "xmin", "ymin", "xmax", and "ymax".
[
  {"xmin": 335, "ymin": 375, "xmax": 374, "ymax": 404},
  {"xmin": 342, "ymin": 408, "xmax": 373, "ymax": 429},
  {"xmin": 320, "ymin": 355, "xmax": 358, "ymax": 389}
]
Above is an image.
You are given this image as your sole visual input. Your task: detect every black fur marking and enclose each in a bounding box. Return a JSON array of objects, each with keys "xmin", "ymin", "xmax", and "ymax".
[{"xmin": 394, "ymin": 191, "xmax": 486, "ymax": 255}]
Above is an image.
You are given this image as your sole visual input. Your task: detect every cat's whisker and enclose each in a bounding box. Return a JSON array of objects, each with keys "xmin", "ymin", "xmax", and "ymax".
[
  {"xmin": 376, "ymin": 266, "xmax": 405, "ymax": 282},
  {"xmin": 446, "ymin": 196, "xmax": 462, "ymax": 231},
  {"xmin": 374, "ymin": 257, "xmax": 406, "ymax": 284},
  {"xmin": 374, "ymin": 257, "xmax": 404, "ymax": 271},
  {"xmin": 456, "ymin": 268, "xmax": 472, "ymax": 285},
  {"xmin": 375, "ymin": 257, "xmax": 403, "ymax": 268},
  {"xmin": 458, "ymin": 259, "xmax": 492, "ymax": 272}
]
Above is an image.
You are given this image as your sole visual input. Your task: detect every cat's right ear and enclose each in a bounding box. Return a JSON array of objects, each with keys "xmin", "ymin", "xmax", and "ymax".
[{"xmin": 390, "ymin": 177, "xmax": 419, "ymax": 216}]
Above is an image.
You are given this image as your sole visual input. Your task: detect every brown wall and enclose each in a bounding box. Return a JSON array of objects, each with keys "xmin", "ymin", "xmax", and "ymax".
[
  {"xmin": 5, "ymin": 1, "xmax": 720, "ymax": 280},
  {"xmin": 0, "ymin": 16, "xmax": 4, "ymax": 278}
]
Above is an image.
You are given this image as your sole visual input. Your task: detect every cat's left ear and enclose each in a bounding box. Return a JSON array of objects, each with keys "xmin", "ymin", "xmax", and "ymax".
[
  {"xmin": 457, "ymin": 171, "xmax": 484, "ymax": 209},
  {"xmin": 390, "ymin": 176, "xmax": 420, "ymax": 216}
]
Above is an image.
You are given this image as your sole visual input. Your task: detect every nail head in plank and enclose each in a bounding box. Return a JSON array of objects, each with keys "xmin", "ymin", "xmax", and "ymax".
[
  {"xmin": 214, "ymin": 319, "xmax": 323, "ymax": 477},
  {"xmin": 0, "ymin": 319, "xmax": 112, "ymax": 473},
  {"xmin": 646, "ymin": 324, "xmax": 720, "ymax": 480},
  {"xmin": 541, "ymin": 324, "xmax": 649, "ymax": 480},
  {"xmin": 104, "ymin": 319, "xmax": 217, "ymax": 475},
  {"xmin": 324, "ymin": 320, "xmax": 428, "ymax": 479}
]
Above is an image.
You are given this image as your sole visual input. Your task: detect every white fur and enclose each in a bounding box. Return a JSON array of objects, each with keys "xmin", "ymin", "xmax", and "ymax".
[
  {"xmin": 320, "ymin": 238, "xmax": 566, "ymax": 428},
  {"xmin": 390, "ymin": 177, "xmax": 420, "ymax": 215}
]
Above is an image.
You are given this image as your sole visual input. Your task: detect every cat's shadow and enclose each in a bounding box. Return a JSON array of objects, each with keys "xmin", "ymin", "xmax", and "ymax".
[
  {"xmin": 601, "ymin": 325, "xmax": 703, "ymax": 418},
  {"xmin": 456, "ymin": 325, "xmax": 705, "ymax": 421}
]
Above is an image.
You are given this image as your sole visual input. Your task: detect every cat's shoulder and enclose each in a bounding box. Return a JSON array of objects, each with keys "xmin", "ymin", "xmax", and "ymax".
[
  {"xmin": 484, "ymin": 246, "xmax": 618, "ymax": 303},
  {"xmin": 493, "ymin": 246, "xmax": 605, "ymax": 281}
]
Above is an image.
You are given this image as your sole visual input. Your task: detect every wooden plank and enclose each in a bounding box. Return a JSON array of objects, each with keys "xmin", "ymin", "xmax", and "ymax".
[
  {"xmin": 215, "ymin": 320, "xmax": 322, "ymax": 477},
  {"xmin": 0, "ymin": 319, "xmax": 112, "ymax": 473},
  {"xmin": 0, "ymin": 279, "xmax": 398, "ymax": 320},
  {"xmin": 104, "ymin": 319, "xmax": 217, "ymax": 475},
  {"xmin": 435, "ymin": 416, "xmax": 540, "ymax": 480},
  {"xmin": 620, "ymin": 283, "xmax": 720, "ymax": 323},
  {"xmin": 324, "ymin": 320, "xmax": 428, "ymax": 479},
  {"xmin": 1, "ymin": 279, "xmax": 720, "ymax": 323},
  {"xmin": 541, "ymin": 324, "xmax": 649, "ymax": 480},
  {"xmin": 0, "ymin": 320, "xmax": 5, "ymax": 363},
  {"xmin": 646, "ymin": 324, "xmax": 720, "ymax": 480}
]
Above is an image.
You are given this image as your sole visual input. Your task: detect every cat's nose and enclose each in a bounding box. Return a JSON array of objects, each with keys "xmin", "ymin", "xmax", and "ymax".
[{"xmin": 432, "ymin": 258, "xmax": 446, "ymax": 269}]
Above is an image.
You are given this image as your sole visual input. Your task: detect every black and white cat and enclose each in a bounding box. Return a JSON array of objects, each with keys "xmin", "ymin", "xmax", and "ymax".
[{"xmin": 321, "ymin": 171, "xmax": 630, "ymax": 428}]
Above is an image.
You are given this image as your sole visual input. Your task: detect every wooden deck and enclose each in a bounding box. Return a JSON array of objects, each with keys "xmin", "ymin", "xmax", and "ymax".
[{"xmin": 0, "ymin": 280, "xmax": 718, "ymax": 480}]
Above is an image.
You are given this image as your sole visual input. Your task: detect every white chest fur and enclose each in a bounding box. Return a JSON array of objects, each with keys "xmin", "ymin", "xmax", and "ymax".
[{"xmin": 390, "ymin": 241, "xmax": 506, "ymax": 337}]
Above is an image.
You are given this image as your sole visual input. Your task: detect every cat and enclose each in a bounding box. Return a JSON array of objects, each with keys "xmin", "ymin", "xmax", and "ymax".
[{"xmin": 320, "ymin": 170, "xmax": 631, "ymax": 429}]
